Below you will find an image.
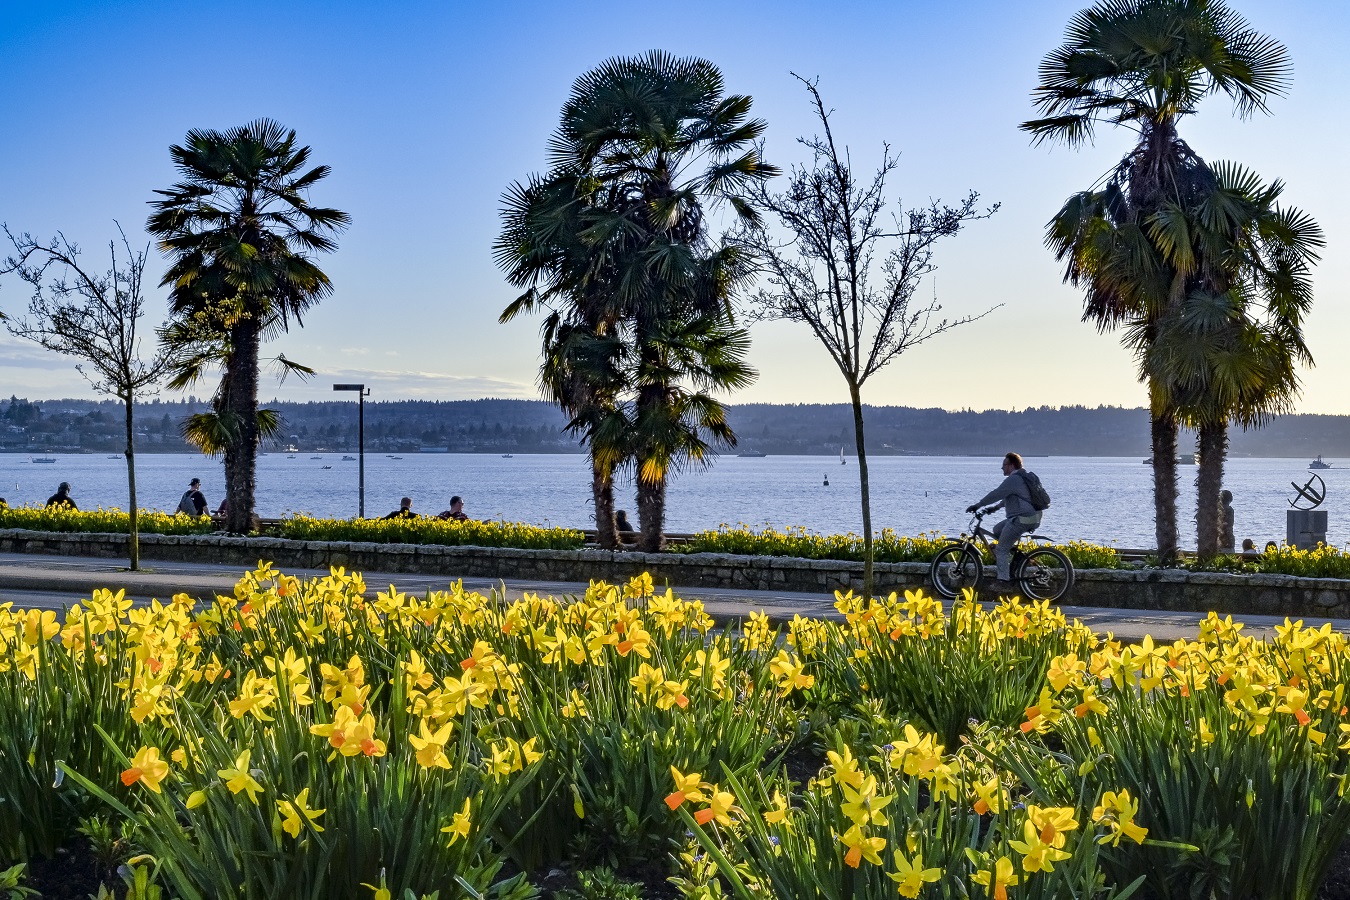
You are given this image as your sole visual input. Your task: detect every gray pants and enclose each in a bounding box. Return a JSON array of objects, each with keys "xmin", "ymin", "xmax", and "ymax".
[{"xmin": 992, "ymin": 517, "xmax": 1038, "ymax": 580}]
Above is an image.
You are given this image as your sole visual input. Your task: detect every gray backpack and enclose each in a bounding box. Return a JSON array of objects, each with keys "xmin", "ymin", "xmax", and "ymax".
[
  {"xmin": 1017, "ymin": 470, "xmax": 1051, "ymax": 511},
  {"xmin": 176, "ymin": 491, "xmax": 198, "ymax": 516}
]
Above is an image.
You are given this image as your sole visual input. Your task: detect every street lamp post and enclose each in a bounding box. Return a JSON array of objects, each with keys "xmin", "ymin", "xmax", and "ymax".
[{"xmin": 333, "ymin": 384, "xmax": 369, "ymax": 517}]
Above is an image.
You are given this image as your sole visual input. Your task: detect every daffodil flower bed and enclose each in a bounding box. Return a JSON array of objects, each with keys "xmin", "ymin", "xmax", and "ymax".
[
  {"xmin": 677, "ymin": 524, "xmax": 1124, "ymax": 571},
  {"xmin": 1, "ymin": 569, "xmax": 1349, "ymax": 899},
  {"xmin": 0, "ymin": 506, "xmax": 214, "ymax": 535},
  {"xmin": 278, "ymin": 514, "xmax": 586, "ymax": 550},
  {"xmin": 1193, "ymin": 543, "xmax": 1350, "ymax": 579}
]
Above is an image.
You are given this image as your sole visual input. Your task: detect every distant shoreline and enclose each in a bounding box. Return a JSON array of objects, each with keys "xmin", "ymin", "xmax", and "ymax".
[{"xmin": 0, "ymin": 450, "xmax": 1333, "ymax": 459}]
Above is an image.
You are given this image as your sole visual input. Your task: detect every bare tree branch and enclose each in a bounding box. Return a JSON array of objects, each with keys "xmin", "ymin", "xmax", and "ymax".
[
  {"xmin": 0, "ymin": 221, "xmax": 182, "ymax": 569},
  {"xmin": 737, "ymin": 78, "xmax": 999, "ymax": 596}
]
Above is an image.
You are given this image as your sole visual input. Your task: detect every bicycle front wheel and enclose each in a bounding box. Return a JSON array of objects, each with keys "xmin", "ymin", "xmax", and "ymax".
[
  {"xmin": 1016, "ymin": 547, "xmax": 1075, "ymax": 603},
  {"xmin": 930, "ymin": 544, "xmax": 984, "ymax": 599}
]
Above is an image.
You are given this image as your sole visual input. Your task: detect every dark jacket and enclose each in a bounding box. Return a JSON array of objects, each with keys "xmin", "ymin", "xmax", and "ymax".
[{"xmin": 46, "ymin": 492, "xmax": 77, "ymax": 510}]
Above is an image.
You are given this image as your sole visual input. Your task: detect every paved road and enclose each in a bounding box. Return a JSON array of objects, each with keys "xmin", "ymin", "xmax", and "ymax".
[{"xmin": 0, "ymin": 552, "xmax": 1345, "ymax": 642}]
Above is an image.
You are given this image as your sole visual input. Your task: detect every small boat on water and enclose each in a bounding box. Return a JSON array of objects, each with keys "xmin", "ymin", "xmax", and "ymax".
[
  {"xmin": 31, "ymin": 457, "xmax": 56, "ymax": 464},
  {"xmin": 310, "ymin": 455, "xmax": 322, "ymax": 460},
  {"xmin": 390, "ymin": 456, "xmax": 403, "ymax": 460},
  {"xmin": 107, "ymin": 455, "xmax": 121, "ymax": 460},
  {"xmin": 737, "ymin": 449, "xmax": 767, "ymax": 458},
  {"xmin": 502, "ymin": 454, "xmax": 514, "ymax": 458},
  {"xmin": 321, "ymin": 465, "xmax": 332, "ymax": 470},
  {"xmin": 342, "ymin": 455, "xmax": 357, "ymax": 461},
  {"xmin": 1311, "ymin": 455, "xmax": 1332, "ymax": 470},
  {"xmin": 839, "ymin": 446, "xmax": 847, "ymax": 465},
  {"xmin": 287, "ymin": 454, "xmax": 297, "ymax": 459},
  {"xmin": 1142, "ymin": 455, "xmax": 1197, "ymax": 465}
]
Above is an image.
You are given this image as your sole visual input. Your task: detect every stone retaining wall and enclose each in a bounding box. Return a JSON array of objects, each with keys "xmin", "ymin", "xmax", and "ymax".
[{"xmin": 2, "ymin": 529, "xmax": 1349, "ymax": 619}]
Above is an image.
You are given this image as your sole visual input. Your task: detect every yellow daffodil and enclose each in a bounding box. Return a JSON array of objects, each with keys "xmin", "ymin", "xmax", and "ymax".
[
  {"xmin": 277, "ymin": 788, "xmax": 325, "ymax": 838},
  {"xmin": 840, "ymin": 775, "xmax": 892, "ymax": 828},
  {"xmin": 695, "ymin": 785, "xmax": 737, "ymax": 827},
  {"xmin": 839, "ymin": 824, "xmax": 886, "ymax": 868},
  {"xmin": 408, "ymin": 719, "xmax": 453, "ymax": 769},
  {"xmin": 1092, "ymin": 789, "xmax": 1148, "ymax": 846},
  {"xmin": 217, "ymin": 750, "xmax": 263, "ymax": 804},
  {"xmin": 665, "ymin": 766, "xmax": 706, "ymax": 810},
  {"xmin": 120, "ymin": 746, "xmax": 169, "ymax": 793},
  {"xmin": 972, "ymin": 856, "xmax": 1019, "ymax": 900},
  {"xmin": 888, "ymin": 849, "xmax": 941, "ymax": 898},
  {"xmin": 443, "ymin": 797, "xmax": 472, "ymax": 846}
]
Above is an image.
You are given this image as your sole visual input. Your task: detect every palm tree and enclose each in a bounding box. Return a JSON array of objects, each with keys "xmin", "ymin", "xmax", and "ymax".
[
  {"xmin": 550, "ymin": 52, "xmax": 774, "ymax": 551},
  {"xmin": 148, "ymin": 119, "xmax": 348, "ymax": 532},
  {"xmin": 1143, "ymin": 162, "xmax": 1320, "ymax": 560},
  {"xmin": 627, "ymin": 307, "xmax": 756, "ymax": 550},
  {"xmin": 1026, "ymin": 0, "xmax": 1292, "ymax": 563},
  {"xmin": 499, "ymin": 51, "xmax": 774, "ymax": 551},
  {"xmin": 498, "ymin": 171, "xmax": 632, "ymax": 549}
]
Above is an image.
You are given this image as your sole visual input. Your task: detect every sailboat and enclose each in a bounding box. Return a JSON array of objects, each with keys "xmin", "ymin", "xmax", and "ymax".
[{"xmin": 839, "ymin": 446, "xmax": 846, "ymax": 465}]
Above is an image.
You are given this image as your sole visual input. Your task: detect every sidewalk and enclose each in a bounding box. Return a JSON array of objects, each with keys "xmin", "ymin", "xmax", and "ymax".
[{"xmin": 0, "ymin": 552, "xmax": 1344, "ymax": 642}]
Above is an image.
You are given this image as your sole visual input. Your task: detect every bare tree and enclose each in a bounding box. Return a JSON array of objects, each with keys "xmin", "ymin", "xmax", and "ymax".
[
  {"xmin": 741, "ymin": 77, "xmax": 998, "ymax": 596},
  {"xmin": 1, "ymin": 223, "xmax": 177, "ymax": 569}
]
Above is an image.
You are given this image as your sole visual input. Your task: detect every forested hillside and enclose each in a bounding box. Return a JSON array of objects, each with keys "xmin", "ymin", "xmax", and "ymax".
[{"xmin": 2, "ymin": 395, "xmax": 1348, "ymax": 457}]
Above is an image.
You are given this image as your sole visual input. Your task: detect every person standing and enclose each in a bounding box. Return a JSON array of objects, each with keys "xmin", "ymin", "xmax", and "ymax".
[
  {"xmin": 966, "ymin": 452, "xmax": 1046, "ymax": 591},
  {"xmin": 177, "ymin": 478, "xmax": 209, "ymax": 517},
  {"xmin": 46, "ymin": 482, "xmax": 77, "ymax": 510}
]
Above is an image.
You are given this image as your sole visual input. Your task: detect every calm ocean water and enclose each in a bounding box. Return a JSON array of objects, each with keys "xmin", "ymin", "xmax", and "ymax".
[{"xmin": 0, "ymin": 452, "xmax": 1344, "ymax": 551}]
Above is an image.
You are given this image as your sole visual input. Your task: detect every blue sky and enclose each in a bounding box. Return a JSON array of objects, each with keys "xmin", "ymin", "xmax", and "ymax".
[{"xmin": 1, "ymin": 0, "xmax": 1346, "ymax": 413}]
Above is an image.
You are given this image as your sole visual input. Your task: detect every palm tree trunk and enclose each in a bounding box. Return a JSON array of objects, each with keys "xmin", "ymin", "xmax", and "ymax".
[
  {"xmin": 1151, "ymin": 407, "xmax": 1180, "ymax": 566},
  {"xmin": 225, "ymin": 318, "xmax": 261, "ymax": 534},
  {"xmin": 635, "ymin": 474, "xmax": 666, "ymax": 553},
  {"xmin": 123, "ymin": 394, "xmax": 139, "ymax": 571},
  {"xmin": 592, "ymin": 452, "xmax": 618, "ymax": 549},
  {"xmin": 1195, "ymin": 422, "xmax": 1228, "ymax": 563},
  {"xmin": 848, "ymin": 381, "xmax": 875, "ymax": 598}
]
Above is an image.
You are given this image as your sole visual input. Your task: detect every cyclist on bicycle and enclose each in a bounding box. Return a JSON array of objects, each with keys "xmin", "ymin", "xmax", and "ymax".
[{"xmin": 966, "ymin": 452, "xmax": 1042, "ymax": 591}]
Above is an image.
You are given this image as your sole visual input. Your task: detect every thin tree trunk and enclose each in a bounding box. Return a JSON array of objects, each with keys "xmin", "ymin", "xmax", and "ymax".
[
  {"xmin": 848, "ymin": 381, "xmax": 874, "ymax": 598},
  {"xmin": 225, "ymin": 318, "xmax": 261, "ymax": 534},
  {"xmin": 1151, "ymin": 406, "xmax": 1180, "ymax": 566},
  {"xmin": 592, "ymin": 452, "xmax": 618, "ymax": 550},
  {"xmin": 1195, "ymin": 422, "xmax": 1228, "ymax": 563},
  {"xmin": 636, "ymin": 474, "xmax": 666, "ymax": 553},
  {"xmin": 123, "ymin": 395, "xmax": 139, "ymax": 571}
]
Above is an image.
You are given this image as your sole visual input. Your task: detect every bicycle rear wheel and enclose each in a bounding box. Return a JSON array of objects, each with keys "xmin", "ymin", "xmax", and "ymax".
[
  {"xmin": 1015, "ymin": 547, "xmax": 1074, "ymax": 603},
  {"xmin": 930, "ymin": 544, "xmax": 984, "ymax": 599}
]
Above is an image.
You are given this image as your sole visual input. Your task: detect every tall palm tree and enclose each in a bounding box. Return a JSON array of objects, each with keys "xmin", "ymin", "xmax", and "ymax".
[
  {"xmin": 1144, "ymin": 162, "xmax": 1320, "ymax": 559},
  {"xmin": 148, "ymin": 119, "xmax": 348, "ymax": 532},
  {"xmin": 1026, "ymin": 0, "xmax": 1291, "ymax": 563},
  {"xmin": 551, "ymin": 52, "xmax": 774, "ymax": 551},
  {"xmin": 499, "ymin": 51, "xmax": 774, "ymax": 551},
  {"xmin": 627, "ymin": 306, "xmax": 756, "ymax": 550},
  {"xmin": 498, "ymin": 171, "xmax": 632, "ymax": 548}
]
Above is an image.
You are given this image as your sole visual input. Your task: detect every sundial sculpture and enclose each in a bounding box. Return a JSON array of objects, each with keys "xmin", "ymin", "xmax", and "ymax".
[
  {"xmin": 1286, "ymin": 473, "xmax": 1328, "ymax": 548},
  {"xmin": 1289, "ymin": 473, "xmax": 1327, "ymax": 511}
]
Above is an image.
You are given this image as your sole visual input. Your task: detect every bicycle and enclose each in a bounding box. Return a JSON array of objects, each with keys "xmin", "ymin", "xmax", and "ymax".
[{"xmin": 928, "ymin": 509, "xmax": 1075, "ymax": 602}]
